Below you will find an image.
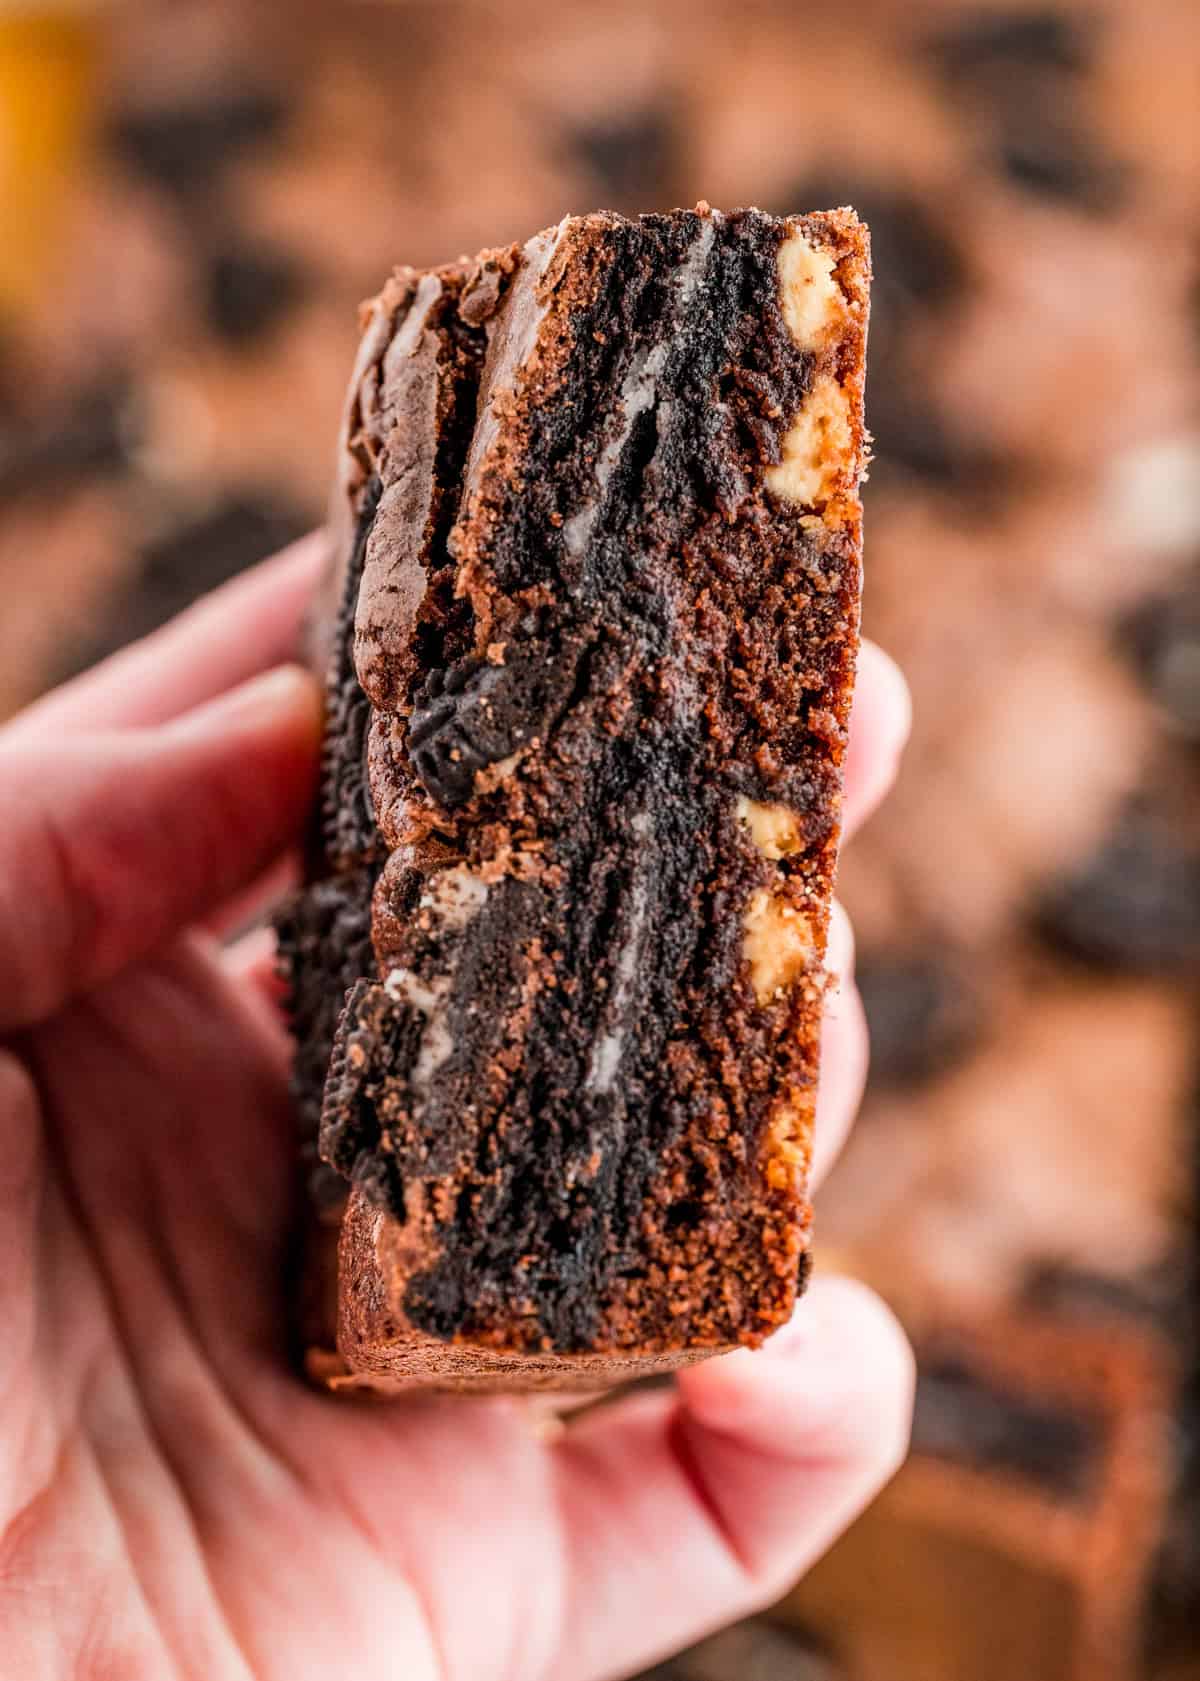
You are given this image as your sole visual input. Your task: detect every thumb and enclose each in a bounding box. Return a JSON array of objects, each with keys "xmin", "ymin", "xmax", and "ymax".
[{"xmin": 0, "ymin": 664, "xmax": 321, "ymax": 1031}]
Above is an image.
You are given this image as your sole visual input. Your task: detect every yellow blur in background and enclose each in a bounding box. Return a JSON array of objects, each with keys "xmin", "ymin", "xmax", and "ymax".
[{"xmin": 0, "ymin": 5, "xmax": 99, "ymax": 315}]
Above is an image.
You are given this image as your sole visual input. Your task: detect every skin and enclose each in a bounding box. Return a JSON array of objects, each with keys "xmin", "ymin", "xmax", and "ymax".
[{"xmin": 0, "ymin": 535, "xmax": 914, "ymax": 1681}]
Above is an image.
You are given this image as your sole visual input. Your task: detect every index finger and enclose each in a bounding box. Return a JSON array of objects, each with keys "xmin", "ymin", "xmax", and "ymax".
[{"xmin": 9, "ymin": 531, "xmax": 327, "ymax": 739}]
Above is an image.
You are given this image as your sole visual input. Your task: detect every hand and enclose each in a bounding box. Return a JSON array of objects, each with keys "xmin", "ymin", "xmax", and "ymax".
[{"xmin": 0, "ymin": 538, "xmax": 913, "ymax": 1681}]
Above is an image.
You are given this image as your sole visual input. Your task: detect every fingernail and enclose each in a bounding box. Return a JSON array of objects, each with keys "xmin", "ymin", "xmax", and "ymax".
[{"xmin": 170, "ymin": 665, "xmax": 323, "ymax": 740}]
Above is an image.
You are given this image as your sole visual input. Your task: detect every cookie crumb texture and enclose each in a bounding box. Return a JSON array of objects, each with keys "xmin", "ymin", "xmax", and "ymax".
[{"xmin": 283, "ymin": 205, "xmax": 868, "ymax": 1390}]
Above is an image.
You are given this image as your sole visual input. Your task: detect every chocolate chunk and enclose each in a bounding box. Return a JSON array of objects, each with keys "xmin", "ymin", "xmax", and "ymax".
[
  {"xmin": 858, "ymin": 950, "xmax": 981, "ymax": 1088},
  {"xmin": 914, "ymin": 1354, "xmax": 1103, "ymax": 1501},
  {"xmin": 567, "ymin": 107, "xmax": 676, "ymax": 203},
  {"xmin": 1035, "ymin": 808, "xmax": 1200, "ymax": 974},
  {"xmin": 205, "ymin": 242, "xmax": 310, "ymax": 346},
  {"xmin": 108, "ymin": 86, "xmax": 288, "ymax": 198}
]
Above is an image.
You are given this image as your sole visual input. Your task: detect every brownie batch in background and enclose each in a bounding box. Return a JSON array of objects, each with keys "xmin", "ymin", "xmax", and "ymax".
[{"xmin": 280, "ymin": 202, "xmax": 870, "ymax": 1391}]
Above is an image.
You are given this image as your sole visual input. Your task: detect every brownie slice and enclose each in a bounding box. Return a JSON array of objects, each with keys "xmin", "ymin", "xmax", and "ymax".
[
  {"xmin": 282, "ymin": 204, "xmax": 869, "ymax": 1391},
  {"xmin": 778, "ymin": 1308, "xmax": 1174, "ymax": 1681}
]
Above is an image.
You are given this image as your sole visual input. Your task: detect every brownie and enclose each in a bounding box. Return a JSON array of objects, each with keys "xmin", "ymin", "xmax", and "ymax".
[
  {"xmin": 778, "ymin": 1308, "xmax": 1175, "ymax": 1681},
  {"xmin": 280, "ymin": 203, "xmax": 869, "ymax": 1391}
]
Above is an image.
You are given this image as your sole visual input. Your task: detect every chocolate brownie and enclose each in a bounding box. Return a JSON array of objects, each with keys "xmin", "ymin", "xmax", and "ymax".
[
  {"xmin": 281, "ymin": 203, "xmax": 869, "ymax": 1391},
  {"xmin": 779, "ymin": 1309, "xmax": 1174, "ymax": 1681}
]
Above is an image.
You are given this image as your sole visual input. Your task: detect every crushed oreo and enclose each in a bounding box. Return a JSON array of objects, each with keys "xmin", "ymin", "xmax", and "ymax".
[
  {"xmin": 276, "ymin": 867, "xmax": 380, "ymax": 1183},
  {"xmin": 408, "ymin": 638, "xmax": 581, "ymax": 807},
  {"xmin": 320, "ymin": 978, "xmax": 408, "ymax": 1208}
]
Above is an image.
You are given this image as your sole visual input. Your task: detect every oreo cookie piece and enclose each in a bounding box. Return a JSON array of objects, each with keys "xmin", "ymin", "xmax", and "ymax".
[
  {"xmin": 286, "ymin": 205, "xmax": 870, "ymax": 1392},
  {"xmin": 276, "ymin": 867, "xmax": 380, "ymax": 1199},
  {"xmin": 407, "ymin": 635, "xmax": 581, "ymax": 807}
]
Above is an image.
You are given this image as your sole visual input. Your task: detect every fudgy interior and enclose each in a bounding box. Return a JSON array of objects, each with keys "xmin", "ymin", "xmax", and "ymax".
[{"xmin": 282, "ymin": 209, "xmax": 863, "ymax": 1357}]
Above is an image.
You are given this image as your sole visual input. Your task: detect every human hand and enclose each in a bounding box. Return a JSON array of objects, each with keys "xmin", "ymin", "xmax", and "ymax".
[{"xmin": 0, "ymin": 537, "xmax": 913, "ymax": 1681}]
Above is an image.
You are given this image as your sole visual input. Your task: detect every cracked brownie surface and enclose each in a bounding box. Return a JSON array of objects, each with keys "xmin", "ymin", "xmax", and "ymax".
[{"xmin": 281, "ymin": 204, "xmax": 869, "ymax": 1389}]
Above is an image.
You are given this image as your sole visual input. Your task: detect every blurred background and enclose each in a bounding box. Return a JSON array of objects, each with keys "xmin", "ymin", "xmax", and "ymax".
[{"xmin": 1, "ymin": 0, "xmax": 1197, "ymax": 1675}]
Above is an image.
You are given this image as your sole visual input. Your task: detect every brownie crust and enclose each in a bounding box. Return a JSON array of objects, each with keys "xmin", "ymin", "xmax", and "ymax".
[{"xmin": 282, "ymin": 204, "xmax": 870, "ymax": 1391}]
